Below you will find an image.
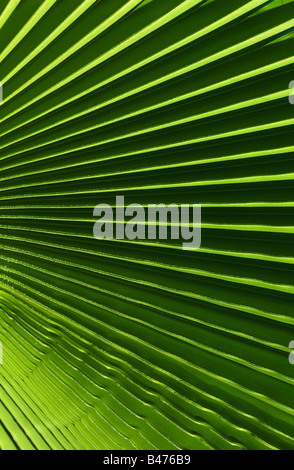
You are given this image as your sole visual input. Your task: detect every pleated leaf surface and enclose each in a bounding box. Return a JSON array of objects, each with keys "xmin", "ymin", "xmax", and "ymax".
[{"xmin": 0, "ymin": 0, "xmax": 294, "ymax": 450}]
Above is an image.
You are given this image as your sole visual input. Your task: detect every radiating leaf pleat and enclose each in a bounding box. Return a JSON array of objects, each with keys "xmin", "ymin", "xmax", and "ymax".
[{"xmin": 0, "ymin": 0, "xmax": 294, "ymax": 450}]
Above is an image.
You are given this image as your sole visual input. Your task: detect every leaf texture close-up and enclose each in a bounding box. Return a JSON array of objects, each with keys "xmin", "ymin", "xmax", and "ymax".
[{"xmin": 0, "ymin": 0, "xmax": 294, "ymax": 451}]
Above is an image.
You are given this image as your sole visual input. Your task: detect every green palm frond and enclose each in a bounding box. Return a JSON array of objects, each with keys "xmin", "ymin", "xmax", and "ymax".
[{"xmin": 0, "ymin": 0, "xmax": 294, "ymax": 450}]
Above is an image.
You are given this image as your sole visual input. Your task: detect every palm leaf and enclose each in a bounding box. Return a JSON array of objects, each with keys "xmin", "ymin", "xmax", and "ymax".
[{"xmin": 0, "ymin": 0, "xmax": 294, "ymax": 450}]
